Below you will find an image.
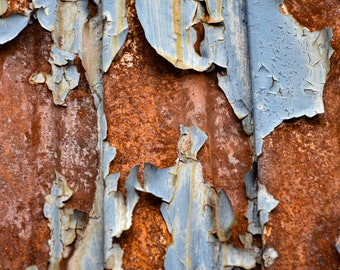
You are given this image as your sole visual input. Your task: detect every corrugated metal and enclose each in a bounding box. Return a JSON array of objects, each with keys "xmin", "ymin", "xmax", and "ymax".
[{"xmin": 0, "ymin": 0, "xmax": 339, "ymax": 269}]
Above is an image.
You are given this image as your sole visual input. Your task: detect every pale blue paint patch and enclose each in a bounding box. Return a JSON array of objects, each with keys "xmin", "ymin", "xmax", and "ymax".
[
  {"xmin": 0, "ymin": 15, "xmax": 30, "ymax": 44},
  {"xmin": 136, "ymin": 0, "xmax": 229, "ymax": 71},
  {"xmin": 104, "ymin": 167, "xmax": 140, "ymax": 268},
  {"xmin": 258, "ymin": 184, "xmax": 279, "ymax": 229},
  {"xmin": 246, "ymin": 0, "xmax": 330, "ymax": 155},
  {"xmin": 32, "ymin": 0, "xmax": 57, "ymax": 31},
  {"xmin": 43, "ymin": 172, "xmax": 73, "ymax": 269},
  {"xmin": 102, "ymin": 0, "xmax": 128, "ymax": 72}
]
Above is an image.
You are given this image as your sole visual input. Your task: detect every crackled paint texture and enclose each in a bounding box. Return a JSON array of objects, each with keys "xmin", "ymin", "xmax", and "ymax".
[{"xmin": 0, "ymin": 23, "xmax": 98, "ymax": 269}]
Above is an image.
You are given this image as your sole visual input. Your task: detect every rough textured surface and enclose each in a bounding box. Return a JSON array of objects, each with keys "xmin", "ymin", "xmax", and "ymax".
[
  {"xmin": 258, "ymin": 52, "xmax": 340, "ymax": 269},
  {"xmin": 105, "ymin": 3, "xmax": 252, "ymax": 267},
  {"xmin": 0, "ymin": 0, "xmax": 30, "ymax": 17},
  {"xmin": 282, "ymin": 0, "xmax": 340, "ymax": 52},
  {"xmin": 258, "ymin": 1, "xmax": 340, "ymax": 268},
  {"xmin": 0, "ymin": 22, "xmax": 98, "ymax": 269}
]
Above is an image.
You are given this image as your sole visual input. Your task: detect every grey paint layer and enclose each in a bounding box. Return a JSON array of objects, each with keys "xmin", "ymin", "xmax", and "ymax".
[
  {"xmin": 246, "ymin": 0, "xmax": 330, "ymax": 155},
  {"xmin": 217, "ymin": 0, "xmax": 252, "ymax": 120}
]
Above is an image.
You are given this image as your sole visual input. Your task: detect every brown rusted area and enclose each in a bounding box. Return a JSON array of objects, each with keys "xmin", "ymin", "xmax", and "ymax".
[
  {"xmin": 192, "ymin": 22, "xmax": 205, "ymax": 56},
  {"xmin": 258, "ymin": 52, "xmax": 340, "ymax": 268},
  {"xmin": 104, "ymin": 0, "xmax": 252, "ymax": 267},
  {"xmin": 117, "ymin": 193, "xmax": 172, "ymax": 269},
  {"xmin": 1, "ymin": 0, "xmax": 31, "ymax": 17},
  {"xmin": 0, "ymin": 22, "xmax": 98, "ymax": 269},
  {"xmin": 282, "ymin": 0, "xmax": 340, "ymax": 52}
]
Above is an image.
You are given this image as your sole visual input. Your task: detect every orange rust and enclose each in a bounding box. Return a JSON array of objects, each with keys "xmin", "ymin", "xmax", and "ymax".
[
  {"xmin": 117, "ymin": 193, "xmax": 172, "ymax": 270},
  {"xmin": 192, "ymin": 22, "xmax": 205, "ymax": 56},
  {"xmin": 258, "ymin": 52, "xmax": 340, "ymax": 268},
  {"xmin": 1, "ymin": 0, "xmax": 31, "ymax": 17}
]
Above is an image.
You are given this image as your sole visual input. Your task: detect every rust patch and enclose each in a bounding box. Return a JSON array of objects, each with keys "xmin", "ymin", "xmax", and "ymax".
[
  {"xmin": 0, "ymin": 22, "xmax": 98, "ymax": 269},
  {"xmin": 282, "ymin": 0, "xmax": 340, "ymax": 52},
  {"xmin": 258, "ymin": 53, "xmax": 340, "ymax": 268},
  {"xmin": 1, "ymin": 0, "xmax": 31, "ymax": 17},
  {"xmin": 117, "ymin": 193, "xmax": 172, "ymax": 270},
  {"xmin": 192, "ymin": 22, "xmax": 205, "ymax": 57}
]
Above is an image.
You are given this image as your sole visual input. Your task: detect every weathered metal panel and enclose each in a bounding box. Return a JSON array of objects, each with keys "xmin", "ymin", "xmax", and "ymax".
[{"xmin": 0, "ymin": 0, "xmax": 338, "ymax": 269}]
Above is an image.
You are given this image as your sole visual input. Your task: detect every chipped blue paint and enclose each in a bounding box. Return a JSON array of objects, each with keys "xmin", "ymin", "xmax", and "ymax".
[
  {"xmin": 32, "ymin": 0, "xmax": 57, "ymax": 31},
  {"xmin": 104, "ymin": 167, "xmax": 139, "ymax": 268},
  {"xmin": 43, "ymin": 171, "xmax": 73, "ymax": 269},
  {"xmin": 245, "ymin": 200, "xmax": 262, "ymax": 235},
  {"xmin": 217, "ymin": 0, "xmax": 252, "ymax": 121},
  {"xmin": 102, "ymin": 0, "xmax": 128, "ymax": 72},
  {"xmin": 0, "ymin": 14, "xmax": 31, "ymax": 44},
  {"xmin": 136, "ymin": 0, "xmax": 229, "ymax": 71},
  {"xmin": 139, "ymin": 126, "xmax": 256, "ymax": 269},
  {"xmin": 258, "ymin": 184, "xmax": 279, "ymax": 229},
  {"xmin": 138, "ymin": 163, "xmax": 176, "ymax": 203},
  {"xmin": 246, "ymin": 0, "xmax": 330, "ymax": 155},
  {"xmin": 136, "ymin": 0, "xmax": 330, "ymax": 156},
  {"xmin": 103, "ymin": 141, "xmax": 117, "ymax": 178}
]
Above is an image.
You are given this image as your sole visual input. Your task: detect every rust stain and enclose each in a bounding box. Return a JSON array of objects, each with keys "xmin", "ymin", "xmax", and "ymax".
[
  {"xmin": 172, "ymin": 0, "xmax": 183, "ymax": 66},
  {"xmin": 0, "ymin": 22, "xmax": 98, "ymax": 269}
]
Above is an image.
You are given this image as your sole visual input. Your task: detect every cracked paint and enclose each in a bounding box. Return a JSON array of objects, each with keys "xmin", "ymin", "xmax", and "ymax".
[{"xmin": 246, "ymin": 0, "xmax": 331, "ymax": 155}]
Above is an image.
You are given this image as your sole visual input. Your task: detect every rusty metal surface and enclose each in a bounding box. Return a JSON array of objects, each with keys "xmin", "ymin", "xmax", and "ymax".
[
  {"xmin": 104, "ymin": 1, "xmax": 252, "ymax": 267},
  {"xmin": 0, "ymin": 22, "xmax": 98, "ymax": 269},
  {"xmin": 258, "ymin": 52, "xmax": 340, "ymax": 268},
  {"xmin": 0, "ymin": 0, "xmax": 338, "ymax": 269},
  {"xmin": 258, "ymin": 1, "xmax": 340, "ymax": 268}
]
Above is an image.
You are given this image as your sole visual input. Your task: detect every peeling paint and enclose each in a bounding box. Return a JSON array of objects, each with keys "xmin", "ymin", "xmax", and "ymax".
[
  {"xmin": 0, "ymin": 14, "xmax": 30, "ymax": 44},
  {"xmin": 246, "ymin": 0, "xmax": 331, "ymax": 155},
  {"xmin": 136, "ymin": 126, "xmax": 255, "ymax": 269},
  {"xmin": 136, "ymin": 0, "xmax": 331, "ymax": 156},
  {"xmin": 104, "ymin": 167, "xmax": 139, "ymax": 268},
  {"xmin": 32, "ymin": 0, "xmax": 57, "ymax": 31},
  {"xmin": 262, "ymin": 247, "xmax": 279, "ymax": 267},
  {"xmin": 44, "ymin": 171, "xmax": 86, "ymax": 269},
  {"xmin": 102, "ymin": 0, "xmax": 128, "ymax": 72},
  {"xmin": 216, "ymin": 0, "xmax": 252, "ymax": 121},
  {"xmin": 258, "ymin": 184, "xmax": 279, "ymax": 229},
  {"xmin": 136, "ymin": 0, "xmax": 229, "ymax": 71}
]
